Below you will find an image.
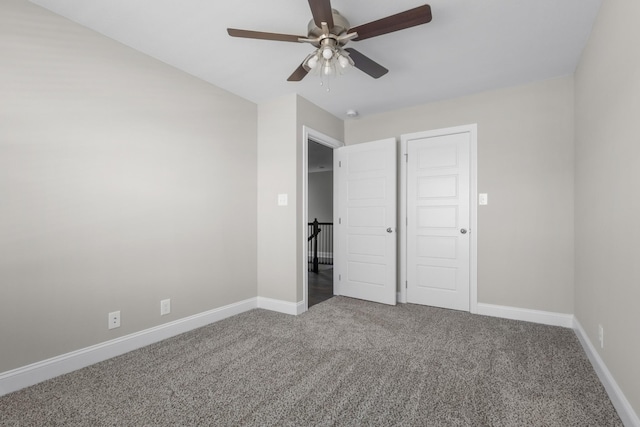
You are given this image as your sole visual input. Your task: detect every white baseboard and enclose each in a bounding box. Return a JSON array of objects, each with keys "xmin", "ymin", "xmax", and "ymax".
[
  {"xmin": 476, "ymin": 303, "xmax": 574, "ymax": 328},
  {"xmin": 4, "ymin": 297, "xmax": 636, "ymax": 427},
  {"xmin": 257, "ymin": 297, "xmax": 306, "ymax": 315},
  {"xmin": 573, "ymin": 319, "xmax": 640, "ymax": 427},
  {"xmin": 0, "ymin": 297, "xmax": 258, "ymax": 397},
  {"xmin": 476, "ymin": 304, "xmax": 638, "ymax": 425}
]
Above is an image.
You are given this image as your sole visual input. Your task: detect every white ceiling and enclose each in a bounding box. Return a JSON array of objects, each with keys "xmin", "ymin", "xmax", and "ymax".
[{"xmin": 30, "ymin": 0, "xmax": 602, "ymax": 119}]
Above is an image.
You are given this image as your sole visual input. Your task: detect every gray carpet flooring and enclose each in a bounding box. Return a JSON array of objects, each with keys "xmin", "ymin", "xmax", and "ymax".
[{"xmin": 0, "ymin": 297, "xmax": 622, "ymax": 426}]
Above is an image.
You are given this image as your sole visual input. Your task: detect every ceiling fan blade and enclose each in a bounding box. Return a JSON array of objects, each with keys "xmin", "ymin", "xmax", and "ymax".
[
  {"xmin": 308, "ymin": 0, "xmax": 334, "ymax": 29},
  {"xmin": 287, "ymin": 63, "xmax": 310, "ymax": 82},
  {"xmin": 344, "ymin": 48, "xmax": 388, "ymax": 79},
  {"xmin": 227, "ymin": 28, "xmax": 304, "ymax": 43},
  {"xmin": 349, "ymin": 4, "xmax": 432, "ymax": 41}
]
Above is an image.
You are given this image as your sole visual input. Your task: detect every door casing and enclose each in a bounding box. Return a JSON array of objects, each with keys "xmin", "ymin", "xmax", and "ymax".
[{"xmin": 301, "ymin": 126, "xmax": 344, "ymax": 313}]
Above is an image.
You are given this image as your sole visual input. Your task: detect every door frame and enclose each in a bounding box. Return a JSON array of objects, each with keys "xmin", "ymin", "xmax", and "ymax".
[
  {"xmin": 301, "ymin": 126, "xmax": 344, "ymax": 313},
  {"xmin": 399, "ymin": 124, "xmax": 478, "ymax": 313}
]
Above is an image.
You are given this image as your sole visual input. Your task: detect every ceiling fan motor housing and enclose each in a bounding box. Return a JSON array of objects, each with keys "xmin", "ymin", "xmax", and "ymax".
[{"xmin": 307, "ymin": 9, "xmax": 350, "ymax": 43}]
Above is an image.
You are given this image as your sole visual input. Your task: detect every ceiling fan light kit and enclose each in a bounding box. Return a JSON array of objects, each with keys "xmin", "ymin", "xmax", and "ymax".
[
  {"xmin": 227, "ymin": 0, "xmax": 432, "ymax": 87},
  {"xmin": 301, "ymin": 37, "xmax": 355, "ymax": 91}
]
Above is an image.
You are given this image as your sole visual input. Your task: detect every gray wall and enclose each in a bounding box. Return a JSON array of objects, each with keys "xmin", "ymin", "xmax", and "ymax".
[
  {"xmin": 345, "ymin": 77, "xmax": 575, "ymax": 314},
  {"xmin": 574, "ymin": 0, "xmax": 640, "ymax": 415},
  {"xmin": 0, "ymin": 0, "xmax": 257, "ymax": 373},
  {"xmin": 257, "ymin": 95, "xmax": 343, "ymax": 303},
  {"xmin": 257, "ymin": 94, "xmax": 298, "ymax": 302},
  {"xmin": 308, "ymin": 171, "xmax": 333, "ymax": 223}
]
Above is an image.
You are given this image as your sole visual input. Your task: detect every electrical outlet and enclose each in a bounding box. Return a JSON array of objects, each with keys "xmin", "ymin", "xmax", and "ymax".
[
  {"xmin": 598, "ymin": 324, "xmax": 604, "ymax": 348},
  {"xmin": 108, "ymin": 311, "xmax": 121, "ymax": 330},
  {"xmin": 160, "ymin": 299, "xmax": 171, "ymax": 316}
]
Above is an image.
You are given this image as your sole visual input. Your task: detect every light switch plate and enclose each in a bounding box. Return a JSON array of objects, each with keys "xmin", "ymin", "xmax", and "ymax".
[
  {"xmin": 277, "ymin": 194, "xmax": 288, "ymax": 206},
  {"xmin": 479, "ymin": 193, "xmax": 488, "ymax": 205}
]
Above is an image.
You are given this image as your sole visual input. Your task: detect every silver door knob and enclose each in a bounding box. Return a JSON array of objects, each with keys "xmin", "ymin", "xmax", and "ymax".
[
  {"xmin": 460, "ymin": 228, "xmax": 468, "ymax": 234},
  {"xmin": 387, "ymin": 227, "xmax": 393, "ymax": 233}
]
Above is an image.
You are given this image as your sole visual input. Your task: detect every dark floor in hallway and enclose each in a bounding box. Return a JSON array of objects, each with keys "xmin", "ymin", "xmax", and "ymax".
[{"xmin": 308, "ymin": 264, "xmax": 333, "ymax": 308}]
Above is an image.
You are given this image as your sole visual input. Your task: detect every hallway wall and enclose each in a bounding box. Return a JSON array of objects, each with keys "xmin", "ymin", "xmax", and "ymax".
[{"xmin": 308, "ymin": 171, "xmax": 333, "ymax": 223}]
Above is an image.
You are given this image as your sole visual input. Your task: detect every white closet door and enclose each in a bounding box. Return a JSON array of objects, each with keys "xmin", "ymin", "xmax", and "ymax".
[{"xmin": 406, "ymin": 132, "xmax": 470, "ymax": 311}]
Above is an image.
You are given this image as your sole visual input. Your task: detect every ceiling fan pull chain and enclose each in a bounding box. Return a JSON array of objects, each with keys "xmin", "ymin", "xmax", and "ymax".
[{"xmin": 319, "ymin": 76, "xmax": 330, "ymax": 93}]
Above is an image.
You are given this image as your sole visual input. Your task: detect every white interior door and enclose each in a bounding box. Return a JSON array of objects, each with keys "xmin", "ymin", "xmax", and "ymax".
[
  {"xmin": 406, "ymin": 131, "xmax": 470, "ymax": 311},
  {"xmin": 335, "ymin": 138, "xmax": 396, "ymax": 305}
]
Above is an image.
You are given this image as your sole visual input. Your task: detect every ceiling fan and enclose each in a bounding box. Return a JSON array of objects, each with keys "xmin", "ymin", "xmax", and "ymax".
[{"xmin": 227, "ymin": 0, "xmax": 432, "ymax": 82}]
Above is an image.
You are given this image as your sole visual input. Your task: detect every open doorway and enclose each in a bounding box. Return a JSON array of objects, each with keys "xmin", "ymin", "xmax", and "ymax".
[
  {"xmin": 307, "ymin": 140, "xmax": 334, "ymax": 308},
  {"xmin": 301, "ymin": 126, "xmax": 343, "ymax": 312}
]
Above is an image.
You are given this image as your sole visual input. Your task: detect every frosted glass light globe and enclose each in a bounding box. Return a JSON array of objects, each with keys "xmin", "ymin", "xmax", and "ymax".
[
  {"xmin": 338, "ymin": 55, "xmax": 350, "ymax": 69},
  {"xmin": 322, "ymin": 48, "xmax": 333, "ymax": 60}
]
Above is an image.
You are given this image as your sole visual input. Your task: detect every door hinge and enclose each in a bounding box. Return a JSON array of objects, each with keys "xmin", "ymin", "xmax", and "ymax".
[
  {"xmin": 339, "ymin": 160, "xmax": 342, "ymax": 168},
  {"xmin": 339, "ymin": 217, "xmax": 342, "ymax": 224},
  {"xmin": 405, "ymin": 281, "xmax": 408, "ymax": 289},
  {"xmin": 339, "ymin": 274, "xmax": 342, "ymax": 281},
  {"xmin": 404, "ymin": 153, "xmax": 408, "ymax": 162}
]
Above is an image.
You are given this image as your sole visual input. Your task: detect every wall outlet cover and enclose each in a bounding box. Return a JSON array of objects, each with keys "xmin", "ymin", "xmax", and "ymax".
[
  {"xmin": 161, "ymin": 299, "xmax": 171, "ymax": 316},
  {"xmin": 108, "ymin": 311, "xmax": 121, "ymax": 330},
  {"xmin": 598, "ymin": 324, "xmax": 604, "ymax": 348}
]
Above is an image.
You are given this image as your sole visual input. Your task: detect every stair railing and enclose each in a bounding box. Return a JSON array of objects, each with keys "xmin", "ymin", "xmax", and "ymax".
[{"xmin": 308, "ymin": 218, "xmax": 333, "ymax": 273}]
